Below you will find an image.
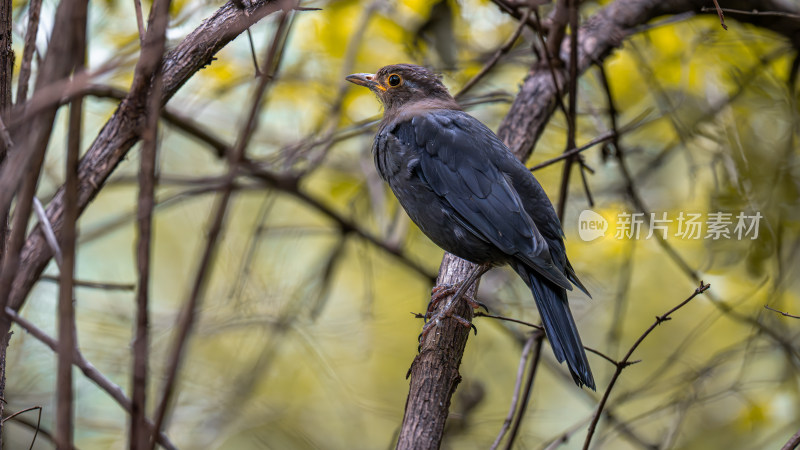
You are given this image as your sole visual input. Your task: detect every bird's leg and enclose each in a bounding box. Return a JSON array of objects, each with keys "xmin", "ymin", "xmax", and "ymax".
[
  {"xmin": 428, "ymin": 285, "xmax": 482, "ymax": 314},
  {"xmin": 420, "ymin": 263, "xmax": 491, "ymax": 342},
  {"xmin": 426, "ymin": 264, "xmax": 492, "ymax": 319}
]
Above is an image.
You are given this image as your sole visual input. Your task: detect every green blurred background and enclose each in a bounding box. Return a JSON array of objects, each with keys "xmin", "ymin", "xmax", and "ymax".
[{"xmin": 5, "ymin": 0, "xmax": 799, "ymax": 448}]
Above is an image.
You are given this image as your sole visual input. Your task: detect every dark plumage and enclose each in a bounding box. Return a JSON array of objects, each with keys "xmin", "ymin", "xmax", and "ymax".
[{"xmin": 346, "ymin": 64, "xmax": 595, "ymax": 390}]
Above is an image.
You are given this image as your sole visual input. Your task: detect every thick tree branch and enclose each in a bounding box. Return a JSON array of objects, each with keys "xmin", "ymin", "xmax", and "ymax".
[
  {"xmin": 397, "ymin": 253, "xmax": 480, "ymax": 449},
  {"xmin": 0, "ymin": 0, "xmax": 11, "ymax": 445}
]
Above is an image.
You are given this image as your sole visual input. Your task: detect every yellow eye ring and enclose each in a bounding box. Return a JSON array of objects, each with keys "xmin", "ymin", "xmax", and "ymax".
[{"xmin": 388, "ymin": 74, "xmax": 402, "ymax": 87}]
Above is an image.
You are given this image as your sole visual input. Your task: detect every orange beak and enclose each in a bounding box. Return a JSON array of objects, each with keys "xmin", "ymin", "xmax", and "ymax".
[{"xmin": 346, "ymin": 73, "xmax": 386, "ymax": 92}]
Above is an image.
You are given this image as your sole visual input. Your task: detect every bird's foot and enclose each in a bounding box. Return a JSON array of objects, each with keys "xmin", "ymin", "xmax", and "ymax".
[
  {"xmin": 418, "ymin": 283, "xmax": 483, "ymax": 345},
  {"xmin": 426, "ymin": 283, "xmax": 488, "ymax": 319},
  {"xmin": 418, "ymin": 263, "xmax": 492, "ymax": 348},
  {"xmin": 419, "ymin": 308, "xmax": 476, "ymax": 344}
]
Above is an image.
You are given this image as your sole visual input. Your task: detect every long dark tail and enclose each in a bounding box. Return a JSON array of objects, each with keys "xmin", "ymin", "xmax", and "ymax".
[{"xmin": 514, "ymin": 263, "xmax": 595, "ymax": 390}]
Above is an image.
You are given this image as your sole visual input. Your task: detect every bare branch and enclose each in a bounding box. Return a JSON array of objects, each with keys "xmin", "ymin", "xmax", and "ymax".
[
  {"xmin": 0, "ymin": 2, "xmax": 11, "ymax": 444},
  {"xmin": 710, "ymin": 0, "xmax": 728, "ymax": 30},
  {"xmin": 765, "ymin": 305, "xmax": 800, "ymax": 320},
  {"xmin": 15, "ymin": 0, "xmax": 44, "ymax": 105},
  {"xmin": 3, "ymin": 405, "xmax": 42, "ymax": 450},
  {"xmin": 455, "ymin": 6, "xmax": 530, "ymax": 100},
  {"xmin": 133, "ymin": 0, "xmax": 146, "ymax": 44},
  {"xmin": 56, "ymin": 0, "xmax": 89, "ymax": 445},
  {"xmin": 4, "ymin": 307, "xmax": 177, "ymax": 449},
  {"xmin": 503, "ymin": 331, "xmax": 544, "ymax": 449},
  {"xmin": 490, "ymin": 333, "xmax": 537, "ymax": 450},
  {"xmin": 700, "ymin": 6, "xmax": 800, "ymax": 20},
  {"xmin": 0, "ymin": 0, "xmax": 11, "ymax": 113},
  {"xmin": 149, "ymin": 5, "xmax": 294, "ymax": 446},
  {"xmin": 31, "ymin": 197, "xmax": 62, "ymax": 267},
  {"xmin": 40, "ymin": 274, "xmax": 134, "ymax": 291},
  {"xmin": 555, "ymin": 0, "xmax": 582, "ymax": 220},
  {"xmin": 131, "ymin": 0, "xmax": 171, "ymax": 447},
  {"xmin": 782, "ymin": 427, "xmax": 800, "ymax": 450},
  {"xmin": 582, "ymin": 282, "xmax": 710, "ymax": 450}
]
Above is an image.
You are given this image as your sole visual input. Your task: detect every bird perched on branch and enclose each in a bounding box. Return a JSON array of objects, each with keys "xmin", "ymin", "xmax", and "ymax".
[{"xmin": 346, "ymin": 64, "xmax": 594, "ymax": 390}]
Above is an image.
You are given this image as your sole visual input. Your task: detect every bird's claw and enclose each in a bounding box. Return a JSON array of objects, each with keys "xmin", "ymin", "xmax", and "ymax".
[
  {"xmin": 418, "ymin": 304, "xmax": 478, "ymax": 347},
  {"xmin": 418, "ymin": 270, "xmax": 489, "ymax": 348},
  {"xmin": 427, "ymin": 282, "xmax": 485, "ymax": 318}
]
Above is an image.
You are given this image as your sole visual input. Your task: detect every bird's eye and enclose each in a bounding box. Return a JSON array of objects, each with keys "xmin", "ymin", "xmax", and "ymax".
[{"xmin": 388, "ymin": 74, "xmax": 402, "ymax": 87}]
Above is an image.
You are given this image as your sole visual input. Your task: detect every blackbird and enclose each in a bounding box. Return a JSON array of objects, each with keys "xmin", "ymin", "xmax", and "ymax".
[{"xmin": 346, "ymin": 64, "xmax": 594, "ymax": 389}]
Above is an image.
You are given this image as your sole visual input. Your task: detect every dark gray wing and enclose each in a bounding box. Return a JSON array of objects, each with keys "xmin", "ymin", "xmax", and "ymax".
[
  {"xmin": 390, "ymin": 110, "xmax": 572, "ymax": 291},
  {"xmin": 491, "ymin": 137, "xmax": 592, "ymax": 297}
]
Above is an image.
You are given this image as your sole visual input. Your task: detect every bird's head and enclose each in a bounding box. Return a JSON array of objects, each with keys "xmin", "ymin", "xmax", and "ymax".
[{"xmin": 346, "ymin": 64, "xmax": 457, "ymax": 116}]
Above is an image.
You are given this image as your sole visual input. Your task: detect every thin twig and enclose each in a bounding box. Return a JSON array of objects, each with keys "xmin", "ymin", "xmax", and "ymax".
[
  {"xmin": 131, "ymin": 0, "xmax": 171, "ymax": 446},
  {"xmin": 455, "ymin": 6, "xmax": 531, "ymax": 100},
  {"xmin": 490, "ymin": 0, "xmax": 544, "ymax": 33},
  {"xmin": 578, "ymin": 162, "xmax": 595, "ymax": 206},
  {"xmin": 15, "ymin": 0, "xmax": 44, "ymax": 105},
  {"xmin": 491, "ymin": 334, "xmax": 536, "ymax": 449},
  {"xmin": 781, "ymin": 427, "xmax": 800, "ymax": 450},
  {"xmin": 245, "ymin": 29, "xmax": 262, "ymax": 75},
  {"xmin": 542, "ymin": 415, "xmax": 593, "ymax": 450},
  {"xmin": 228, "ymin": 194, "xmax": 275, "ymax": 301},
  {"xmin": 2, "ymin": 405, "xmax": 42, "ymax": 450},
  {"xmin": 503, "ymin": 331, "xmax": 544, "ymax": 449},
  {"xmin": 133, "ymin": 0, "xmax": 146, "ymax": 44},
  {"xmin": 4, "ymin": 307, "xmax": 177, "ymax": 449},
  {"xmin": 476, "ymin": 312, "xmax": 622, "ymax": 366},
  {"xmin": 710, "ymin": 0, "xmax": 728, "ymax": 30},
  {"xmin": 765, "ymin": 305, "xmax": 800, "ymax": 320},
  {"xmin": 700, "ymin": 6, "xmax": 800, "ymax": 20},
  {"xmin": 2, "ymin": 406, "xmax": 43, "ymax": 450},
  {"xmin": 582, "ymin": 282, "xmax": 710, "ymax": 450},
  {"xmin": 476, "ymin": 311, "xmax": 542, "ymax": 329},
  {"xmin": 40, "ymin": 274, "xmax": 135, "ymax": 291},
  {"xmin": 57, "ymin": 1, "xmax": 89, "ymax": 442},
  {"xmin": 555, "ymin": 0, "xmax": 581, "ymax": 220},
  {"xmin": 32, "ymin": 197, "xmax": 62, "ymax": 267},
  {"xmin": 527, "ymin": 118, "xmax": 644, "ymax": 171},
  {"xmin": 149, "ymin": 6, "xmax": 294, "ymax": 447}
]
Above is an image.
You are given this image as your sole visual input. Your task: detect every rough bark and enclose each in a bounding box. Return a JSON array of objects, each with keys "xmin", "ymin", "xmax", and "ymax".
[
  {"xmin": 397, "ymin": 254, "xmax": 478, "ymax": 449},
  {"xmin": 0, "ymin": 0, "xmax": 10, "ymax": 444},
  {"xmin": 397, "ymin": 0, "xmax": 800, "ymax": 448},
  {"xmin": 0, "ymin": 0, "xmax": 11, "ymax": 113}
]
